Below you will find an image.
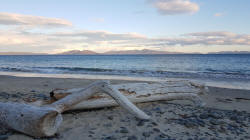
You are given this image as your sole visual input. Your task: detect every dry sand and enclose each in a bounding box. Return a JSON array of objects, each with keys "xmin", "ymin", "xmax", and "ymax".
[{"xmin": 0, "ymin": 75, "xmax": 249, "ymax": 140}]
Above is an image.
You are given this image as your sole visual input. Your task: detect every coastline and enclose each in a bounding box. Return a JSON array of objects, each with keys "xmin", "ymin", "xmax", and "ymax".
[
  {"xmin": 1, "ymin": 71, "xmax": 250, "ymax": 90},
  {"xmin": 0, "ymin": 74, "xmax": 249, "ymax": 139}
]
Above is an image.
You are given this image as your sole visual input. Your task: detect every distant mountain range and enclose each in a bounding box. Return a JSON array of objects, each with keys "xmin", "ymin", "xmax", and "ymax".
[
  {"xmin": 56, "ymin": 49, "xmax": 187, "ymax": 55},
  {"xmin": 103, "ymin": 49, "xmax": 182, "ymax": 55},
  {"xmin": 1, "ymin": 50, "xmax": 250, "ymax": 55},
  {"xmin": 57, "ymin": 50, "xmax": 98, "ymax": 55}
]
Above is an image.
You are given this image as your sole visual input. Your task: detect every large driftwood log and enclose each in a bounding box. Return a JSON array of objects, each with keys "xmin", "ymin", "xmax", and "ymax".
[
  {"xmin": 0, "ymin": 102, "xmax": 62, "ymax": 137},
  {"xmin": 50, "ymin": 81, "xmax": 149, "ymax": 119},
  {"xmin": 0, "ymin": 80, "xmax": 149, "ymax": 137},
  {"xmin": 49, "ymin": 81, "xmax": 206, "ymax": 111},
  {"xmin": 62, "ymin": 93, "xmax": 204, "ymax": 110}
]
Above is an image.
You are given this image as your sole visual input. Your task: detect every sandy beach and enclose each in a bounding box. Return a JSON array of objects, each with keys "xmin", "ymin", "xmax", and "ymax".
[
  {"xmin": 1, "ymin": 0, "xmax": 250, "ymax": 139},
  {"xmin": 0, "ymin": 75, "xmax": 249, "ymax": 140}
]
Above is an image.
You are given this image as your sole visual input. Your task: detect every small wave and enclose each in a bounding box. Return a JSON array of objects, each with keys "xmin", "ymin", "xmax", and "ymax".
[
  {"xmin": 0, "ymin": 67, "xmax": 34, "ymax": 72},
  {"xmin": 204, "ymin": 68, "xmax": 250, "ymax": 76},
  {"xmin": 0, "ymin": 66, "xmax": 250, "ymax": 80},
  {"xmin": 37, "ymin": 67, "xmax": 114, "ymax": 72}
]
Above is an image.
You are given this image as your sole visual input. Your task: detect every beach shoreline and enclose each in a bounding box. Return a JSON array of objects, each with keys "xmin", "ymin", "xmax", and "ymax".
[
  {"xmin": 0, "ymin": 75, "xmax": 249, "ymax": 140},
  {"xmin": 1, "ymin": 71, "xmax": 250, "ymax": 90}
]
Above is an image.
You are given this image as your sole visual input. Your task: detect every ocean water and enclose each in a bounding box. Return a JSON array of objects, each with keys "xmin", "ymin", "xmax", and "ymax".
[
  {"xmin": 0, "ymin": 54, "xmax": 250, "ymax": 80},
  {"xmin": 0, "ymin": 54, "xmax": 250, "ymax": 89}
]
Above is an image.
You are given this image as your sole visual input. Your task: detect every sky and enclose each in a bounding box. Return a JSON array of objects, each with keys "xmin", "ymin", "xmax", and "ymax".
[{"xmin": 0, "ymin": 0, "xmax": 250, "ymax": 53}]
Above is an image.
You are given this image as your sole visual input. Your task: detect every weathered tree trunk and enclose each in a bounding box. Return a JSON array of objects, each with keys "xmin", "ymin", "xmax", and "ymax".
[
  {"xmin": 50, "ymin": 80, "xmax": 149, "ymax": 119},
  {"xmin": 0, "ymin": 80, "xmax": 149, "ymax": 137},
  {"xmin": 50, "ymin": 81, "xmax": 207, "ymax": 100},
  {"xmin": 57, "ymin": 93, "xmax": 204, "ymax": 111},
  {"xmin": 0, "ymin": 102, "xmax": 62, "ymax": 137},
  {"xmin": 49, "ymin": 81, "xmax": 206, "ymax": 111}
]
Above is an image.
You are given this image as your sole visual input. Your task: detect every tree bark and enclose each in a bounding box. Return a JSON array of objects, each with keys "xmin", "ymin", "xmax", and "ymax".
[{"xmin": 0, "ymin": 102, "xmax": 62, "ymax": 137}]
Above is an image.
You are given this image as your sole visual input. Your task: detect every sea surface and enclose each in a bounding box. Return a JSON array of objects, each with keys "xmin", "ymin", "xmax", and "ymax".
[{"xmin": 0, "ymin": 54, "xmax": 250, "ymax": 89}]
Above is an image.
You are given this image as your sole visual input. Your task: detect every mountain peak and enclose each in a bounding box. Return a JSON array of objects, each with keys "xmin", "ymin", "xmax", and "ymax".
[
  {"xmin": 58, "ymin": 50, "xmax": 98, "ymax": 55},
  {"xmin": 103, "ymin": 49, "xmax": 181, "ymax": 55}
]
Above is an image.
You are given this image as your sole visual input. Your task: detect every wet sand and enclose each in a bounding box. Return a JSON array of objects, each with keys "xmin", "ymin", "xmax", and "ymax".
[{"xmin": 0, "ymin": 75, "xmax": 249, "ymax": 140}]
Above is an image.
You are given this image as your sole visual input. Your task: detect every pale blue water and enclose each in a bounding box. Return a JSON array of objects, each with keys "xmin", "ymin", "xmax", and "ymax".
[{"xmin": 0, "ymin": 54, "xmax": 250, "ymax": 81}]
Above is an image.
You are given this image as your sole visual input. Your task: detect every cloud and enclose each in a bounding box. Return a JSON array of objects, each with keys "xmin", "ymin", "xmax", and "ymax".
[
  {"xmin": 0, "ymin": 12, "xmax": 72, "ymax": 27},
  {"xmin": 0, "ymin": 13, "xmax": 248, "ymax": 53},
  {"xmin": 157, "ymin": 31, "xmax": 250, "ymax": 46},
  {"xmin": 1, "ymin": 29, "xmax": 249, "ymax": 53},
  {"xmin": 0, "ymin": 12, "xmax": 248, "ymax": 53},
  {"xmin": 214, "ymin": 13, "xmax": 223, "ymax": 17},
  {"xmin": 53, "ymin": 31, "xmax": 147, "ymax": 41},
  {"xmin": 0, "ymin": 28, "xmax": 149, "ymax": 53},
  {"xmin": 185, "ymin": 31, "xmax": 236, "ymax": 37},
  {"xmin": 149, "ymin": 0, "xmax": 199, "ymax": 15}
]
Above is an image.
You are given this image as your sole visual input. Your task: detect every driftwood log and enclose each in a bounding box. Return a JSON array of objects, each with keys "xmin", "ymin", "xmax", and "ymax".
[
  {"xmin": 49, "ymin": 81, "xmax": 206, "ymax": 110},
  {"xmin": 0, "ymin": 103, "xmax": 62, "ymax": 137},
  {"xmin": 0, "ymin": 80, "xmax": 149, "ymax": 137}
]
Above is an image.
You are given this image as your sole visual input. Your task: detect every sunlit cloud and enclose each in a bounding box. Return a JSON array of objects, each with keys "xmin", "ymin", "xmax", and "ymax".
[
  {"xmin": 149, "ymin": 0, "xmax": 199, "ymax": 15},
  {"xmin": 52, "ymin": 30, "xmax": 147, "ymax": 42},
  {"xmin": 186, "ymin": 32, "xmax": 236, "ymax": 37},
  {"xmin": 0, "ymin": 12, "xmax": 72, "ymax": 27},
  {"xmin": 150, "ymin": 32, "xmax": 250, "ymax": 46},
  {"xmin": 0, "ymin": 12, "xmax": 249, "ymax": 54},
  {"xmin": 1, "ymin": 29, "xmax": 250, "ymax": 53}
]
